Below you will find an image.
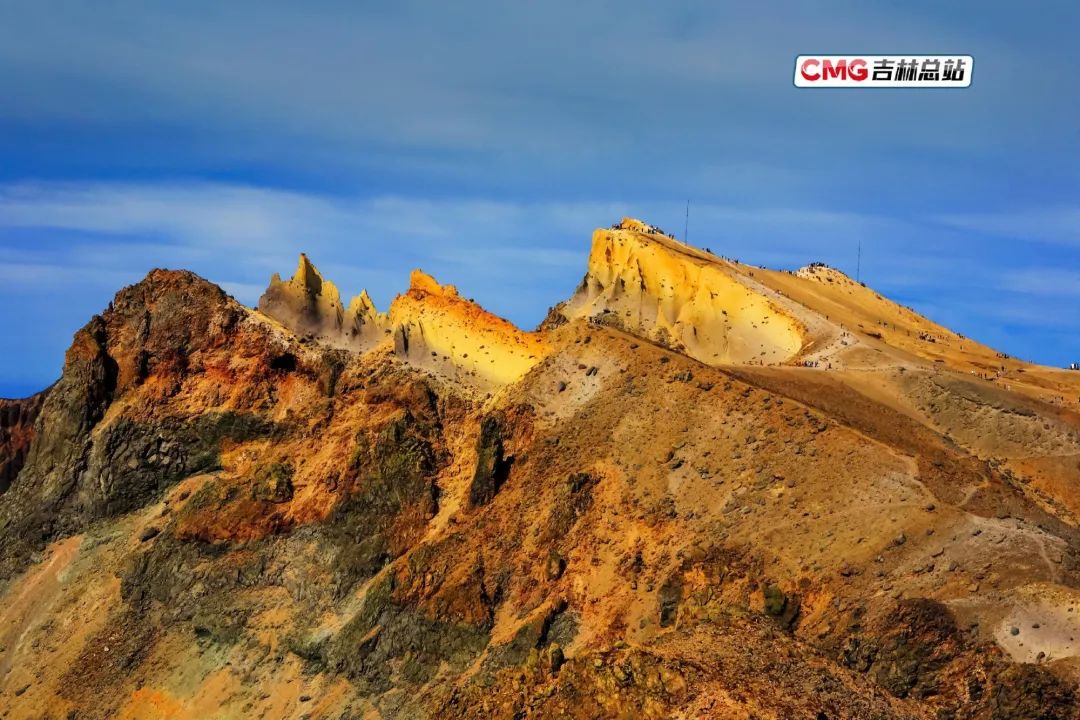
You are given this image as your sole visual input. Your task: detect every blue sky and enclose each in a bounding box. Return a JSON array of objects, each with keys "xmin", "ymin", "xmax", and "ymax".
[{"xmin": 1, "ymin": 1, "xmax": 1078, "ymax": 397}]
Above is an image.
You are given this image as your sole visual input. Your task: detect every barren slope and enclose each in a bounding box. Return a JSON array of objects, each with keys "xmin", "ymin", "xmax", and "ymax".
[{"xmin": 1, "ymin": 220, "xmax": 1078, "ymax": 719}]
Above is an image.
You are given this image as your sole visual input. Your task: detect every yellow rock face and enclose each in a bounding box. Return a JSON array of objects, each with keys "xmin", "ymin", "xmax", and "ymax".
[
  {"xmin": 389, "ymin": 270, "xmax": 550, "ymax": 389},
  {"xmin": 556, "ymin": 221, "xmax": 805, "ymax": 365},
  {"xmin": 259, "ymin": 259, "xmax": 550, "ymax": 390}
]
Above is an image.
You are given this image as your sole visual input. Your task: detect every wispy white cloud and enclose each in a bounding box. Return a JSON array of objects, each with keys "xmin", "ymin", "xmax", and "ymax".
[
  {"xmin": 0, "ymin": 182, "xmax": 623, "ymax": 312},
  {"xmin": 0, "ymin": 181, "xmax": 896, "ymax": 299},
  {"xmin": 936, "ymin": 208, "xmax": 1080, "ymax": 247},
  {"xmin": 1001, "ymin": 268, "xmax": 1080, "ymax": 297},
  {"xmin": 0, "ymin": 260, "xmax": 133, "ymax": 289},
  {"xmin": 0, "ymin": 182, "xmax": 333, "ymax": 252},
  {"xmin": 0, "ymin": 180, "xmax": 1066, "ymax": 305}
]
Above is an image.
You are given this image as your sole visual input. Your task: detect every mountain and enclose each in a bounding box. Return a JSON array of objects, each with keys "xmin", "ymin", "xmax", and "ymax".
[{"xmin": 1, "ymin": 219, "xmax": 1079, "ymax": 719}]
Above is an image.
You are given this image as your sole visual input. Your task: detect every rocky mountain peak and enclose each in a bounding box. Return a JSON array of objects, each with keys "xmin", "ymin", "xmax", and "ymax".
[
  {"xmin": 289, "ymin": 252, "xmax": 340, "ymax": 305},
  {"xmin": 259, "ymin": 254, "xmax": 369, "ymax": 349},
  {"xmin": 546, "ymin": 223, "xmax": 806, "ymax": 365},
  {"xmin": 408, "ymin": 268, "xmax": 458, "ymax": 298}
]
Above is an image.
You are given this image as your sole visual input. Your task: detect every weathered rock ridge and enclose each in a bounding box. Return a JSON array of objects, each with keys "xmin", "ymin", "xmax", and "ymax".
[
  {"xmin": 260, "ymin": 260, "xmax": 549, "ymax": 389},
  {"xmin": 259, "ymin": 253, "xmax": 389, "ymax": 351},
  {"xmin": 1, "ymin": 222, "xmax": 1079, "ymax": 719}
]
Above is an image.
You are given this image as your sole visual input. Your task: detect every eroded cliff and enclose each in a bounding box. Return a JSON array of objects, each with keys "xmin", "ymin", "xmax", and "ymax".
[
  {"xmin": 0, "ymin": 391, "xmax": 48, "ymax": 494},
  {"xmin": 546, "ymin": 220, "xmax": 806, "ymax": 365}
]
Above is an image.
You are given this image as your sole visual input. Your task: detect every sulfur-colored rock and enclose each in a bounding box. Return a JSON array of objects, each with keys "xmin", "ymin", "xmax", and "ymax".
[{"xmin": 548, "ymin": 220, "xmax": 805, "ymax": 365}]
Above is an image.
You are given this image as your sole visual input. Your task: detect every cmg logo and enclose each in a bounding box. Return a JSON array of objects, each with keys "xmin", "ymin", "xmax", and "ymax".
[
  {"xmin": 800, "ymin": 58, "xmax": 869, "ymax": 82},
  {"xmin": 794, "ymin": 55, "xmax": 973, "ymax": 88}
]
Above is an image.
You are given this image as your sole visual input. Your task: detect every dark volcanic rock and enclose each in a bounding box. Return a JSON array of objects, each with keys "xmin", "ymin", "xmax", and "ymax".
[
  {"xmin": 468, "ymin": 413, "xmax": 512, "ymax": 508},
  {"xmin": 840, "ymin": 598, "xmax": 1080, "ymax": 719},
  {"xmin": 0, "ymin": 389, "xmax": 49, "ymax": 494},
  {"xmin": 0, "ymin": 270, "xmax": 272, "ymax": 580},
  {"xmin": 327, "ymin": 406, "xmax": 442, "ymax": 596},
  {"xmin": 481, "ymin": 600, "xmax": 577, "ymax": 673},
  {"xmin": 326, "ymin": 575, "xmax": 490, "ymax": 696}
]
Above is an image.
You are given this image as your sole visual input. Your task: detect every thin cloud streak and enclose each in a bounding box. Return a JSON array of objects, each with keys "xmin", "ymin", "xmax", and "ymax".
[{"xmin": 937, "ymin": 208, "xmax": 1080, "ymax": 247}]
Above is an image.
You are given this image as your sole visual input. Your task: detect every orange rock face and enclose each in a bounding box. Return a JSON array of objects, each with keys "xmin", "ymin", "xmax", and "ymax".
[{"xmin": 388, "ymin": 269, "xmax": 551, "ymax": 388}]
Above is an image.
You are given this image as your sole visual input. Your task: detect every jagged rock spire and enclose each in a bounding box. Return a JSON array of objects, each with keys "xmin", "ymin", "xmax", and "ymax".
[{"xmin": 259, "ymin": 254, "xmax": 384, "ymax": 350}]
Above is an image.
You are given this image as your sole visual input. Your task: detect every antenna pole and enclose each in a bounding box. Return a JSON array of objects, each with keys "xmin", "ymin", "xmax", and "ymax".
[
  {"xmin": 857, "ymin": 241, "xmax": 862, "ymax": 283},
  {"xmin": 684, "ymin": 200, "xmax": 690, "ymax": 245}
]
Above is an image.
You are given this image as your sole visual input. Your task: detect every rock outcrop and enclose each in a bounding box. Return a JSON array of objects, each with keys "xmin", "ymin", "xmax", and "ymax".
[
  {"xmin": 389, "ymin": 270, "xmax": 550, "ymax": 389},
  {"xmin": 260, "ymin": 258, "xmax": 550, "ymax": 390},
  {"xmin": 258, "ymin": 254, "xmax": 388, "ymax": 350},
  {"xmin": 0, "ymin": 269, "xmax": 303, "ymax": 579},
  {"xmin": 0, "ymin": 391, "xmax": 48, "ymax": 494},
  {"xmin": 547, "ymin": 219, "xmax": 806, "ymax": 365}
]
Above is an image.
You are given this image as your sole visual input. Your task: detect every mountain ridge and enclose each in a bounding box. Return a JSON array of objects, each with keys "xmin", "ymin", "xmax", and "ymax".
[{"xmin": 0, "ymin": 219, "xmax": 1078, "ymax": 719}]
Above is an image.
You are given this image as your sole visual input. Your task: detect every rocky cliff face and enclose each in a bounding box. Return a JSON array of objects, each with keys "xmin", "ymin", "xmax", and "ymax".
[
  {"xmin": 2, "ymin": 223, "xmax": 1080, "ymax": 719},
  {"xmin": 546, "ymin": 219, "xmax": 806, "ymax": 365},
  {"xmin": 389, "ymin": 270, "xmax": 550, "ymax": 389},
  {"xmin": 0, "ymin": 391, "xmax": 48, "ymax": 494},
  {"xmin": 0, "ymin": 269, "xmax": 327, "ymax": 580},
  {"xmin": 261, "ymin": 258, "xmax": 550, "ymax": 390}
]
